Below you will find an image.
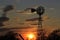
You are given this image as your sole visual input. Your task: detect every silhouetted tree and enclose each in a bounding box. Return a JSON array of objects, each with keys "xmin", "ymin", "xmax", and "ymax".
[
  {"xmin": 47, "ymin": 29, "xmax": 60, "ymax": 40},
  {"xmin": 0, "ymin": 31, "xmax": 24, "ymax": 40},
  {"xmin": 0, "ymin": 36, "xmax": 4, "ymax": 40}
]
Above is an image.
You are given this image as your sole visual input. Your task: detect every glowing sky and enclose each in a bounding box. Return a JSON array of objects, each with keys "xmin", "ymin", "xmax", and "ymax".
[
  {"xmin": 0, "ymin": 0, "xmax": 60, "ymax": 30},
  {"xmin": 0, "ymin": 0, "xmax": 60, "ymax": 40}
]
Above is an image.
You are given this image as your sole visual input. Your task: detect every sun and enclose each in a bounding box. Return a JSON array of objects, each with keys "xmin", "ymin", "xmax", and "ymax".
[{"xmin": 27, "ymin": 33, "xmax": 35, "ymax": 39}]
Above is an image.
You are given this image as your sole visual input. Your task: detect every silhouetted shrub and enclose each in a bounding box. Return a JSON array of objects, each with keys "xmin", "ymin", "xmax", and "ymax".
[
  {"xmin": 0, "ymin": 31, "xmax": 24, "ymax": 40},
  {"xmin": 47, "ymin": 29, "xmax": 60, "ymax": 40}
]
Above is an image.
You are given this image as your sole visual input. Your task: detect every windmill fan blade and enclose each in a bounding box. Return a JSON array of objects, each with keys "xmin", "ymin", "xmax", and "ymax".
[
  {"xmin": 31, "ymin": 8, "xmax": 36, "ymax": 12},
  {"xmin": 36, "ymin": 6, "xmax": 45, "ymax": 15},
  {"xmin": 17, "ymin": 8, "xmax": 36, "ymax": 14}
]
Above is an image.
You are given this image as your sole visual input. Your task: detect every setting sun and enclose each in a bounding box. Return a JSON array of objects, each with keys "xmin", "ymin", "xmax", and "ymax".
[
  {"xmin": 28, "ymin": 34, "xmax": 34, "ymax": 39},
  {"xmin": 26, "ymin": 33, "xmax": 35, "ymax": 40}
]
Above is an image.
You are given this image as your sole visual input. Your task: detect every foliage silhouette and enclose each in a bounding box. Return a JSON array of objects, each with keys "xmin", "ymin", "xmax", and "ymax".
[
  {"xmin": 0, "ymin": 31, "xmax": 24, "ymax": 40},
  {"xmin": 47, "ymin": 29, "xmax": 60, "ymax": 40}
]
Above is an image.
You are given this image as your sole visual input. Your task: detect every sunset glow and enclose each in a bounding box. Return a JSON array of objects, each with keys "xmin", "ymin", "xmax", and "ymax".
[{"xmin": 27, "ymin": 33, "xmax": 35, "ymax": 39}]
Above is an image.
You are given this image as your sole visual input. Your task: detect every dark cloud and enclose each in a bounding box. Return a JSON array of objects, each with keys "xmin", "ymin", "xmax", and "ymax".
[
  {"xmin": 26, "ymin": 15, "xmax": 49, "ymax": 21},
  {"xmin": 3, "ymin": 5, "xmax": 14, "ymax": 12},
  {"xmin": 26, "ymin": 18, "xmax": 38, "ymax": 21}
]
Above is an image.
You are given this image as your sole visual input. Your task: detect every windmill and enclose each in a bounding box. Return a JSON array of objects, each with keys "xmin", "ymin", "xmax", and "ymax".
[
  {"xmin": 0, "ymin": 5, "xmax": 14, "ymax": 27},
  {"xmin": 30, "ymin": 6, "xmax": 45, "ymax": 40}
]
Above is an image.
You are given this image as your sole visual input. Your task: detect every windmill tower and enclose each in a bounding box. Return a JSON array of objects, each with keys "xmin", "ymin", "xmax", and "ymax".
[{"xmin": 31, "ymin": 6, "xmax": 45, "ymax": 40}]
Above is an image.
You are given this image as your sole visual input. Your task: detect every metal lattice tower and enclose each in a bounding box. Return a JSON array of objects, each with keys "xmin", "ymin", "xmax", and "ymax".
[
  {"xmin": 31, "ymin": 6, "xmax": 45, "ymax": 40},
  {"xmin": 36, "ymin": 6, "xmax": 45, "ymax": 40}
]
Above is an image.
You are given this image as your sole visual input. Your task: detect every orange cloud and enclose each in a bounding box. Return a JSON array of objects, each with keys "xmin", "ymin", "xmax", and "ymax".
[
  {"xmin": 16, "ymin": 5, "xmax": 39, "ymax": 14},
  {"xmin": 26, "ymin": 15, "xmax": 49, "ymax": 21}
]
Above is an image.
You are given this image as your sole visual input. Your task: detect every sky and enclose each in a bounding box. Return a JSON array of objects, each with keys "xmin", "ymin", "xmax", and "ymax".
[
  {"xmin": 0, "ymin": 0, "xmax": 60, "ymax": 40},
  {"xmin": 0, "ymin": 0, "xmax": 60, "ymax": 37}
]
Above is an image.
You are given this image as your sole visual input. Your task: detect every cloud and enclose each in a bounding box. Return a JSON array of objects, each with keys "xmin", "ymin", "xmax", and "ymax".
[
  {"xmin": 1, "ymin": 15, "xmax": 60, "ymax": 37},
  {"xmin": 24, "ymin": 18, "xmax": 59, "ymax": 36},
  {"xmin": 26, "ymin": 17, "xmax": 38, "ymax": 21},
  {"xmin": 3, "ymin": 5, "xmax": 14, "ymax": 12},
  {"xmin": 1, "ymin": 8, "xmax": 59, "ymax": 35},
  {"xmin": 26, "ymin": 15, "xmax": 49, "ymax": 21},
  {"xmin": 16, "ymin": 5, "xmax": 39, "ymax": 14},
  {"xmin": 25, "ymin": 15, "xmax": 60, "ymax": 29},
  {"xmin": 16, "ymin": 8, "xmax": 36, "ymax": 14},
  {"xmin": 16, "ymin": 9, "xmax": 32, "ymax": 14}
]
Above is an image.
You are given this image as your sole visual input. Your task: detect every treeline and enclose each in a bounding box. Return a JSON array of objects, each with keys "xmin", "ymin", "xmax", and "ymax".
[
  {"xmin": 0, "ymin": 31, "xmax": 24, "ymax": 40},
  {"xmin": 47, "ymin": 29, "xmax": 60, "ymax": 40},
  {"xmin": 0, "ymin": 29, "xmax": 60, "ymax": 40}
]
